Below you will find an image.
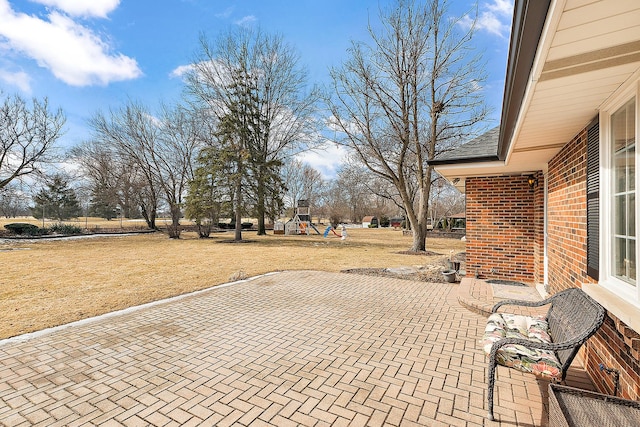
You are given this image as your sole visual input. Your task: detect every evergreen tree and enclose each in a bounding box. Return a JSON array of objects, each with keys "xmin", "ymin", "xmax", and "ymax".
[
  {"xmin": 185, "ymin": 28, "xmax": 319, "ymax": 236},
  {"xmin": 185, "ymin": 149, "xmax": 226, "ymax": 238},
  {"xmin": 89, "ymin": 182, "xmax": 119, "ymax": 220},
  {"xmin": 31, "ymin": 175, "xmax": 82, "ymax": 221}
]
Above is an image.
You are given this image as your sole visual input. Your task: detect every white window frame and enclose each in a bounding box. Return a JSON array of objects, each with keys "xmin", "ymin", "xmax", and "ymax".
[{"xmin": 600, "ymin": 82, "xmax": 640, "ymax": 306}]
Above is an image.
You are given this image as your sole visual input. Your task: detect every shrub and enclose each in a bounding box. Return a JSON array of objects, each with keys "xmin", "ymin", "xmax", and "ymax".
[
  {"xmin": 4, "ymin": 223, "xmax": 43, "ymax": 236},
  {"xmin": 48, "ymin": 223, "xmax": 82, "ymax": 235},
  {"xmin": 219, "ymin": 222, "xmax": 253, "ymax": 230}
]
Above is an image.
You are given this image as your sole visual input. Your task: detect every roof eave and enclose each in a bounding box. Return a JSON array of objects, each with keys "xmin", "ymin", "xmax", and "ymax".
[
  {"xmin": 497, "ymin": 0, "xmax": 551, "ymax": 161},
  {"xmin": 428, "ymin": 155, "xmax": 499, "ymax": 166}
]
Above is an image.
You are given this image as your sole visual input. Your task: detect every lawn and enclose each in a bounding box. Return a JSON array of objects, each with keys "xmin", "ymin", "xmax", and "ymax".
[{"xmin": 0, "ymin": 226, "xmax": 465, "ymax": 339}]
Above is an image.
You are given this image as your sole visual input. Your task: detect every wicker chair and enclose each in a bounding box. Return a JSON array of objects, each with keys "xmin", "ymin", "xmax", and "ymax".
[
  {"xmin": 483, "ymin": 288, "xmax": 605, "ymax": 421},
  {"xmin": 549, "ymin": 384, "xmax": 640, "ymax": 426}
]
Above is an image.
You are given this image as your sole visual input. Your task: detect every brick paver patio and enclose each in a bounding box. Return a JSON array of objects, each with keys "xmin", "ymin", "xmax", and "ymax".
[{"xmin": 0, "ymin": 271, "xmax": 576, "ymax": 426}]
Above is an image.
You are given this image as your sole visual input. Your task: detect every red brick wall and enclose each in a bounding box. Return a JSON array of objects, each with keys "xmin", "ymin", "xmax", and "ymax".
[
  {"xmin": 533, "ymin": 171, "xmax": 545, "ymax": 285},
  {"xmin": 463, "ymin": 122, "xmax": 640, "ymax": 399},
  {"xmin": 546, "ymin": 128, "xmax": 595, "ymax": 293},
  {"xmin": 586, "ymin": 313, "xmax": 640, "ymax": 399},
  {"xmin": 465, "ymin": 176, "xmax": 536, "ymax": 282},
  {"xmin": 546, "ymin": 125, "xmax": 640, "ymax": 400}
]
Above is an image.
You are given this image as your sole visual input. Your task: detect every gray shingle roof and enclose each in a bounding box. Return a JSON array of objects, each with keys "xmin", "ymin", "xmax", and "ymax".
[{"xmin": 430, "ymin": 127, "xmax": 500, "ymax": 165}]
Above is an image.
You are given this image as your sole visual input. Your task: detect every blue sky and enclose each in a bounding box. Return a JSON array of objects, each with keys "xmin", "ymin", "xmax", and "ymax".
[{"xmin": 0, "ymin": 0, "xmax": 514, "ymax": 177}]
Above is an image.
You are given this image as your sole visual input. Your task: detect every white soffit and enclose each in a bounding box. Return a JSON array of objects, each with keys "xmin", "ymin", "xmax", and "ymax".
[
  {"xmin": 506, "ymin": 0, "xmax": 640, "ymax": 167},
  {"xmin": 436, "ymin": 153, "xmax": 551, "ymax": 192}
]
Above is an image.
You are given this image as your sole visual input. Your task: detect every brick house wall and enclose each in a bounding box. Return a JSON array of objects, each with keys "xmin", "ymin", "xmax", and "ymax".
[
  {"xmin": 465, "ymin": 176, "xmax": 537, "ymax": 282},
  {"xmin": 546, "ymin": 127, "xmax": 595, "ymax": 294},
  {"xmin": 545, "ymin": 125, "xmax": 640, "ymax": 400},
  {"xmin": 587, "ymin": 313, "xmax": 640, "ymax": 399},
  {"xmin": 464, "ymin": 123, "xmax": 640, "ymax": 399},
  {"xmin": 533, "ymin": 171, "xmax": 545, "ymax": 285}
]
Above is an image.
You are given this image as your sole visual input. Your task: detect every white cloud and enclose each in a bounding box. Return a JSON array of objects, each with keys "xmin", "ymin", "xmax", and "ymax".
[
  {"xmin": 29, "ymin": 0, "xmax": 120, "ymax": 18},
  {"xmin": 487, "ymin": 0, "xmax": 514, "ymax": 16},
  {"xmin": 169, "ymin": 59, "xmax": 229, "ymax": 89},
  {"xmin": 460, "ymin": 0, "xmax": 513, "ymax": 38},
  {"xmin": 0, "ymin": 69, "xmax": 31, "ymax": 93},
  {"xmin": 326, "ymin": 114, "xmax": 363, "ymax": 138},
  {"xmin": 235, "ymin": 15, "xmax": 256, "ymax": 27},
  {"xmin": 0, "ymin": 0, "xmax": 142, "ymax": 86},
  {"xmin": 215, "ymin": 6, "xmax": 233, "ymax": 19},
  {"xmin": 297, "ymin": 143, "xmax": 349, "ymax": 179},
  {"xmin": 144, "ymin": 112, "xmax": 163, "ymax": 128},
  {"xmin": 170, "ymin": 63, "xmax": 194, "ymax": 78}
]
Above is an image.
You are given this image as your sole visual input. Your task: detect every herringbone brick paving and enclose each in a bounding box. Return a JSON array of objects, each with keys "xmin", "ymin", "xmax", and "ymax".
[{"xmin": 0, "ymin": 271, "xmax": 564, "ymax": 426}]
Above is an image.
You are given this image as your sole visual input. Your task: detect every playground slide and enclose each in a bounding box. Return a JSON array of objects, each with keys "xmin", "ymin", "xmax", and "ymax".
[{"xmin": 323, "ymin": 226, "xmax": 340, "ymax": 237}]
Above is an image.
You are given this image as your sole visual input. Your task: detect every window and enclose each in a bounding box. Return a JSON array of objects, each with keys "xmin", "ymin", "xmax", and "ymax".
[
  {"xmin": 601, "ymin": 93, "xmax": 640, "ymax": 304},
  {"xmin": 612, "ymin": 99, "xmax": 636, "ymax": 285},
  {"xmin": 586, "ymin": 87, "xmax": 640, "ymax": 327}
]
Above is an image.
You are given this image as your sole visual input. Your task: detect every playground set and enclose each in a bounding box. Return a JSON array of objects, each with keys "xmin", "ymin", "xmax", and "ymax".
[
  {"xmin": 283, "ymin": 199, "xmax": 346, "ymax": 239},
  {"xmin": 285, "ymin": 199, "xmax": 320, "ymax": 235}
]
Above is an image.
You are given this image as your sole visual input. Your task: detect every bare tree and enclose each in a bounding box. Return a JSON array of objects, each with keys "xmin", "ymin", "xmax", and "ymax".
[
  {"xmin": 0, "ymin": 94, "xmax": 65, "ymax": 190},
  {"xmin": 364, "ymin": 173, "xmax": 408, "ymax": 218},
  {"xmin": 89, "ymin": 101, "xmax": 200, "ymax": 237},
  {"xmin": 326, "ymin": 0, "xmax": 487, "ymax": 251},
  {"xmin": 0, "ymin": 182, "xmax": 29, "ymax": 217},
  {"xmin": 69, "ymin": 141, "xmax": 121, "ymax": 220},
  {"xmin": 320, "ymin": 179, "xmax": 350, "ymax": 227},
  {"xmin": 335, "ymin": 163, "xmax": 371, "ymax": 223},
  {"xmin": 184, "ymin": 28, "xmax": 320, "ymax": 235},
  {"xmin": 282, "ymin": 159, "xmax": 323, "ymax": 214},
  {"xmin": 430, "ymin": 175, "xmax": 465, "ymax": 228},
  {"xmin": 70, "ymin": 138, "xmax": 160, "ymax": 224},
  {"xmin": 157, "ymin": 104, "xmax": 201, "ymax": 237},
  {"xmin": 90, "ymin": 103, "xmax": 161, "ymax": 230}
]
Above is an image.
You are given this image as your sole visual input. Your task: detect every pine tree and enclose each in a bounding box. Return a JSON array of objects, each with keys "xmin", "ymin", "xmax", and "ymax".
[
  {"xmin": 89, "ymin": 183, "xmax": 119, "ymax": 220},
  {"xmin": 185, "ymin": 149, "xmax": 226, "ymax": 238},
  {"xmin": 31, "ymin": 175, "xmax": 82, "ymax": 221}
]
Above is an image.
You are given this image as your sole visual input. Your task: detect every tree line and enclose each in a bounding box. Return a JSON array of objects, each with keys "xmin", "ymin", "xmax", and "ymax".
[{"xmin": 0, "ymin": 0, "xmax": 480, "ymax": 250}]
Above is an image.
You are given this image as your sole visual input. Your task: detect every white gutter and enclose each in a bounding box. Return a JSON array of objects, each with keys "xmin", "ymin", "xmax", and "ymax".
[{"xmin": 504, "ymin": 0, "xmax": 566, "ymax": 164}]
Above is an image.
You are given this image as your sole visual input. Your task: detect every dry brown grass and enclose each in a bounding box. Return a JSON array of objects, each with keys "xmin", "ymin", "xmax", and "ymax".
[
  {"xmin": 0, "ymin": 226, "xmax": 465, "ymax": 339},
  {"xmin": 0, "ymin": 216, "xmax": 157, "ymax": 231}
]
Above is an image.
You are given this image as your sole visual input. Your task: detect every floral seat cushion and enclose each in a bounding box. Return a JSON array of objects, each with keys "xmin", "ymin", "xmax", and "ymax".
[{"xmin": 482, "ymin": 313, "xmax": 562, "ymax": 380}]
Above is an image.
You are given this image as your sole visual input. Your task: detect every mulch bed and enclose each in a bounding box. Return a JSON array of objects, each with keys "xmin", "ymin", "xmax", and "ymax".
[
  {"xmin": 341, "ymin": 267, "xmax": 447, "ymax": 283},
  {"xmin": 396, "ymin": 250, "xmax": 441, "ymax": 256},
  {"xmin": 342, "ymin": 251, "xmax": 466, "ymax": 283}
]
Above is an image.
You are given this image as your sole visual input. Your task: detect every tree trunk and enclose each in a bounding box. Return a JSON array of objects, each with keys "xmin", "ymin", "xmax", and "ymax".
[
  {"xmin": 411, "ymin": 223, "xmax": 428, "ymax": 252},
  {"xmin": 256, "ymin": 187, "xmax": 266, "ymax": 235},
  {"xmin": 140, "ymin": 204, "xmax": 156, "ymax": 230},
  {"xmin": 167, "ymin": 203, "xmax": 181, "ymax": 239},
  {"xmin": 234, "ymin": 208, "xmax": 242, "ymax": 241},
  {"xmin": 149, "ymin": 210, "xmax": 156, "ymax": 230},
  {"xmin": 408, "ymin": 174, "xmax": 431, "ymax": 252},
  {"xmin": 234, "ymin": 176, "xmax": 243, "ymax": 242}
]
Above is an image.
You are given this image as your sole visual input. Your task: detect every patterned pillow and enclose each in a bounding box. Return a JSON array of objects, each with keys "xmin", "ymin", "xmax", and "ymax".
[{"xmin": 482, "ymin": 312, "xmax": 562, "ymax": 379}]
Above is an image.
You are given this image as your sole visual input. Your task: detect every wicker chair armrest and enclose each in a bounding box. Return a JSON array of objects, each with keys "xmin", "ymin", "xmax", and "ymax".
[
  {"xmin": 491, "ymin": 298, "xmax": 550, "ymax": 313},
  {"xmin": 491, "ymin": 289, "xmax": 577, "ymax": 313},
  {"xmin": 489, "ymin": 337, "xmax": 581, "ymax": 354}
]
